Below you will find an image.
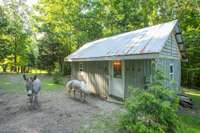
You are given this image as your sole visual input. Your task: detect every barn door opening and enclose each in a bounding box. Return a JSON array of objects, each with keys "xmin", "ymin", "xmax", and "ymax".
[{"xmin": 109, "ymin": 60, "xmax": 124, "ymax": 99}]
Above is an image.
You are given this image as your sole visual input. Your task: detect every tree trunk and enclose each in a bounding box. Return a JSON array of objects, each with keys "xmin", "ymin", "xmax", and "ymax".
[
  {"xmin": 2, "ymin": 64, "xmax": 7, "ymax": 72},
  {"xmin": 13, "ymin": 36, "xmax": 17, "ymax": 72},
  {"xmin": 59, "ymin": 57, "xmax": 64, "ymax": 74},
  {"xmin": 14, "ymin": 54, "xmax": 17, "ymax": 72}
]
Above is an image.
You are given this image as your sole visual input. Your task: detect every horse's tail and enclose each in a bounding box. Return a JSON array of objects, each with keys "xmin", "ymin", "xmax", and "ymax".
[{"xmin": 65, "ymin": 80, "xmax": 73, "ymax": 92}]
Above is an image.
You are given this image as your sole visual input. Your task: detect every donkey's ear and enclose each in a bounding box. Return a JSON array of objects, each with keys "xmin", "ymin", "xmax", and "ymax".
[
  {"xmin": 33, "ymin": 75, "xmax": 37, "ymax": 80},
  {"xmin": 23, "ymin": 74, "xmax": 26, "ymax": 80}
]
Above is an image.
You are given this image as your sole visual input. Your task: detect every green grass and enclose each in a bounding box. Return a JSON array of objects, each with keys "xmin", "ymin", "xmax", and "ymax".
[
  {"xmin": 0, "ymin": 73, "xmax": 66, "ymax": 93},
  {"xmin": 179, "ymin": 88, "xmax": 200, "ymax": 133},
  {"xmin": 179, "ymin": 114, "xmax": 200, "ymax": 133}
]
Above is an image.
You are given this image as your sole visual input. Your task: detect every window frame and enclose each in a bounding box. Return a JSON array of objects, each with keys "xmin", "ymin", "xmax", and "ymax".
[
  {"xmin": 112, "ymin": 60, "xmax": 122, "ymax": 78},
  {"xmin": 79, "ymin": 63, "xmax": 84, "ymax": 72}
]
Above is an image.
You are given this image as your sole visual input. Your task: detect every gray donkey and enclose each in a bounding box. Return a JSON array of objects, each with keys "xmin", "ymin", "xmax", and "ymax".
[{"xmin": 23, "ymin": 74, "xmax": 41, "ymax": 108}]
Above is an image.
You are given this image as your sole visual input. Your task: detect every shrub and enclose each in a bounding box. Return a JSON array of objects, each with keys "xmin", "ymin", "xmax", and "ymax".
[
  {"xmin": 52, "ymin": 72, "xmax": 62, "ymax": 84},
  {"xmin": 52, "ymin": 63, "xmax": 63, "ymax": 84},
  {"xmin": 119, "ymin": 71, "xmax": 180, "ymax": 133}
]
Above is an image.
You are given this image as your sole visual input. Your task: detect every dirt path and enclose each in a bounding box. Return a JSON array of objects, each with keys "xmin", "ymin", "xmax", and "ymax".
[{"xmin": 0, "ymin": 89, "xmax": 121, "ymax": 133}]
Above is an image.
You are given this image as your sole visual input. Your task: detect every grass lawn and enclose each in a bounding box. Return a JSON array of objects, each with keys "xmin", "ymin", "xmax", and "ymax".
[
  {"xmin": 0, "ymin": 73, "xmax": 66, "ymax": 93},
  {"xmin": 179, "ymin": 88, "xmax": 200, "ymax": 133}
]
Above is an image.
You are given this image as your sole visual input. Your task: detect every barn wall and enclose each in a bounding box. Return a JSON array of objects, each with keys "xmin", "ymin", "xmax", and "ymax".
[
  {"xmin": 71, "ymin": 58, "xmax": 181, "ymax": 99},
  {"xmin": 71, "ymin": 63, "xmax": 78, "ymax": 79},
  {"xmin": 125, "ymin": 59, "xmax": 152, "ymax": 97},
  {"xmin": 71, "ymin": 61, "xmax": 109, "ymax": 98},
  {"xmin": 160, "ymin": 32, "xmax": 180, "ymax": 58},
  {"xmin": 155, "ymin": 58, "xmax": 181, "ymax": 90},
  {"xmin": 124, "ymin": 58, "xmax": 181, "ymax": 97}
]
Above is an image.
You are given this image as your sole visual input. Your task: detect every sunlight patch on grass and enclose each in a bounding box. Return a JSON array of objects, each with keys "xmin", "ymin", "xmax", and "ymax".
[
  {"xmin": 183, "ymin": 88, "xmax": 200, "ymax": 112},
  {"xmin": 0, "ymin": 68, "xmax": 47, "ymax": 74},
  {"xmin": 47, "ymin": 83, "xmax": 57, "ymax": 86},
  {"xmin": 30, "ymin": 69, "xmax": 47, "ymax": 74},
  {"xmin": 183, "ymin": 88, "xmax": 200, "ymax": 95},
  {"xmin": 4, "ymin": 82, "xmax": 11, "ymax": 85},
  {"xmin": 185, "ymin": 92, "xmax": 200, "ymax": 97}
]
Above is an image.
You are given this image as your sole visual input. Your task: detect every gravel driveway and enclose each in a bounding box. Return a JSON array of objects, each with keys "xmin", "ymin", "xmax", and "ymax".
[{"xmin": 0, "ymin": 89, "xmax": 121, "ymax": 133}]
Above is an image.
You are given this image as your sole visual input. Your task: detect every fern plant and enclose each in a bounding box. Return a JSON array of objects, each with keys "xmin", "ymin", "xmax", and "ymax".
[{"xmin": 119, "ymin": 71, "xmax": 180, "ymax": 133}]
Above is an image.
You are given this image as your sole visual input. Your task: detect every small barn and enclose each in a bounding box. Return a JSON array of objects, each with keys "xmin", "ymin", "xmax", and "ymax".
[{"xmin": 65, "ymin": 20, "xmax": 184, "ymax": 99}]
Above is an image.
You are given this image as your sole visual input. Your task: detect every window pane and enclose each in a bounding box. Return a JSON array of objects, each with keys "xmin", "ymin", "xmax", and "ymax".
[
  {"xmin": 79, "ymin": 63, "xmax": 83, "ymax": 71},
  {"xmin": 170, "ymin": 65, "xmax": 173, "ymax": 73},
  {"xmin": 169, "ymin": 64, "xmax": 174, "ymax": 80},
  {"xmin": 113, "ymin": 61, "xmax": 122, "ymax": 78}
]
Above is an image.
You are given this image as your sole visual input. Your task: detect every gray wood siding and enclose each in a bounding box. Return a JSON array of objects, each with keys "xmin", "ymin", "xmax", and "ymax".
[
  {"xmin": 160, "ymin": 32, "xmax": 180, "ymax": 58},
  {"xmin": 125, "ymin": 60, "xmax": 152, "ymax": 97},
  {"xmin": 71, "ymin": 61, "xmax": 109, "ymax": 98},
  {"xmin": 71, "ymin": 63, "xmax": 78, "ymax": 79},
  {"xmin": 71, "ymin": 58, "xmax": 181, "ymax": 99},
  {"xmin": 155, "ymin": 58, "xmax": 181, "ymax": 90}
]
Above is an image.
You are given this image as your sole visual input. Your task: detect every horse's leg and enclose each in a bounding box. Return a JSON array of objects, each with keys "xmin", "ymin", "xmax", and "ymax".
[
  {"xmin": 68, "ymin": 86, "xmax": 72, "ymax": 96},
  {"xmin": 80, "ymin": 91, "xmax": 83, "ymax": 101},
  {"xmin": 30, "ymin": 95, "xmax": 33, "ymax": 109},
  {"xmin": 35, "ymin": 94, "xmax": 39, "ymax": 107},
  {"xmin": 32, "ymin": 94, "xmax": 35, "ymax": 109},
  {"xmin": 68, "ymin": 88, "xmax": 71, "ymax": 95},
  {"xmin": 73, "ymin": 89, "xmax": 75, "ymax": 97},
  {"xmin": 84, "ymin": 93, "xmax": 86, "ymax": 102},
  {"xmin": 29, "ymin": 95, "xmax": 32, "ymax": 103}
]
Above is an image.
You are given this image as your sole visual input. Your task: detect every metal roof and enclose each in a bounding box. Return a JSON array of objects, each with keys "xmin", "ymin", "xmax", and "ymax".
[{"xmin": 66, "ymin": 20, "xmax": 180, "ymax": 61}]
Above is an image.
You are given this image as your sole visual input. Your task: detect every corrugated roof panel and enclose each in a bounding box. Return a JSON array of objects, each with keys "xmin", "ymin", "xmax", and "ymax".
[{"xmin": 66, "ymin": 20, "xmax": 178, "ymax": 61}]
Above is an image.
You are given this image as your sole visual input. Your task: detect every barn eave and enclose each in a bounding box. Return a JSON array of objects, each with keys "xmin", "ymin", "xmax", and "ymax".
[{"xmin": 65, "ymin": 53, "xmax": 160, "ymax": 62}]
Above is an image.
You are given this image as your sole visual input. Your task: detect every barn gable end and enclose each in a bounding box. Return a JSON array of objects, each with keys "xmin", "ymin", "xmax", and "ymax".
[
  {"xmin": 160, "ymin": 31, "xmax": 181, "ymax": 59},
  {"xmin": 157, "ymin": 30, "xmax": 181, "ymax": 90}
]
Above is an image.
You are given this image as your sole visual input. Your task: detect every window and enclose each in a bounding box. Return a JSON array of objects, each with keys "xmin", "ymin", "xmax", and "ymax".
[
  {"xmin": 169, "ymin": 64, "xmax": 174, "ymax": 80},
  {"xmin": 113, "ymin": 60, "xmax": 122, "ymax": 78},
  {"xmin": 79, "ymin": 63, "xmax": 84, "ymax": 71}
]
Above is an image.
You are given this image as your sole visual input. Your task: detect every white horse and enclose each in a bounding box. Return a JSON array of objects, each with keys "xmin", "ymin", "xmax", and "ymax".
[{"xmin": 66, "ymin": 79, "xmax": 90, "ymax": 102}]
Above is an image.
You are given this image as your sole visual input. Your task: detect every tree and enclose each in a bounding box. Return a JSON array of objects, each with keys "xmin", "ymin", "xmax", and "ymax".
[
  {"xmin": 32, "ymin": 0, "xmax": 200, "ymax": 87},
  {"xmin": 0, "ymin": 6, "xmax": 11, "ymax": 62},
  {"xmin": 0, "ymin": 0, "xmax": 34, "ymax": 72},
  {"xmin": 33, "ymin": 0, "xmax": 80, "ymax": 73},
  {"xmin": 177, "ymin": 0, "xmax": 200, "ymax": 88}
]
